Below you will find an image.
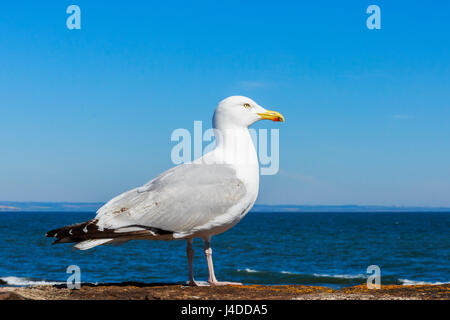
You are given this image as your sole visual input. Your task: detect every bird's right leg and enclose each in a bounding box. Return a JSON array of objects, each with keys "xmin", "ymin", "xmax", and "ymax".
[{"xmin": 203, "ymin": 237, "xmax": 242, "ymax": 286}]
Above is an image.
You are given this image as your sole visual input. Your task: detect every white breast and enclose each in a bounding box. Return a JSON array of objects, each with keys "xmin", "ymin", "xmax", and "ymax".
[{"xmin": 188, "ymin": 127, "xmax": 260, "ymax": 238}]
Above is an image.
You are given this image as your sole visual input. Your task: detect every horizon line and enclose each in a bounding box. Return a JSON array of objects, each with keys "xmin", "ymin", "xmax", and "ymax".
[
  {"xmin": 1, "ymin": 201, "xmax": 450, "ymax": 213},
  {"xmin": 1, "ymin": 200, "xmax": 450, "ymax": 208}
]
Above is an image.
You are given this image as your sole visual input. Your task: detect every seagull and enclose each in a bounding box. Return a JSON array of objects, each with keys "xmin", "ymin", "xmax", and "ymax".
[{"xmin": 46, "ymin": 96, "xmax": 285, "ymax": 286}]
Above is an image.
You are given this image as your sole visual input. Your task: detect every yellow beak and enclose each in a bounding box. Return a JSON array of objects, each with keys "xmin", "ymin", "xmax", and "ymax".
[{"xmin": 257, "ymin": 110, "xmax": 285, "ymax": 122}]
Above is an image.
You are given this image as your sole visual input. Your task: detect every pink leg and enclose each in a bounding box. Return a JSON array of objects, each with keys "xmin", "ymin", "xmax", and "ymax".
[{"xmin": 203, "ymin": 237, "xmax": 242, "ymax": 286}]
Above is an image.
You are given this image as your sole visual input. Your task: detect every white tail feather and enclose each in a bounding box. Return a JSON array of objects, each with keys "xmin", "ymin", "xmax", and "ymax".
[{"xmin": 74, "ymin": 239, "xmax": 113, "ymax": 250}]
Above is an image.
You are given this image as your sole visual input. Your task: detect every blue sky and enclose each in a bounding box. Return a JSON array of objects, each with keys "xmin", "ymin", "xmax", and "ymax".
[{"xmin": 0, "ymin": 1, "xmax": 449, "ymax": 206}]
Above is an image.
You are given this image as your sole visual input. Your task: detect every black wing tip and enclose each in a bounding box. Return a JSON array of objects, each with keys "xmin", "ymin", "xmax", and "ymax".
[
  {"xmin": 45, "ymin": 230, "xmax": 56, "ymax": 238},
  {"xmin": 45, "ymin": 220, "xmax": 95, "ymax": 241}
]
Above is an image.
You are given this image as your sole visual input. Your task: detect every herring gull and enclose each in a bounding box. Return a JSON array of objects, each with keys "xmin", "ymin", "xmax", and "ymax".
[{"xmin": 46, "ymin": 96, "xmax": 285, "ymax": 286}]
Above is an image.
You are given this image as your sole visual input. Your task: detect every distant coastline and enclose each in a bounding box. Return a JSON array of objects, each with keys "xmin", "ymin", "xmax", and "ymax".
[
  {"xmin": 0, "ymin": 202, "xmax": 103, "ymax": 212},
  {"xmin": 1, "ymin": 201, "xmax": 449, "ymax": 213}
]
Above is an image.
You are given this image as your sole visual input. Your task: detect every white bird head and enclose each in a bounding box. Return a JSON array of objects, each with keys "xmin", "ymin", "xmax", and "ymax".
[{"xmin": 213, "ymin": 96, "xmax": 285, "ymax": 129}]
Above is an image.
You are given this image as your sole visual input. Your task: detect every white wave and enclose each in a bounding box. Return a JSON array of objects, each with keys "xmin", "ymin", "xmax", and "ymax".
[
  {"xmin": 313, "ymin": 273, "xmax": 366, "ymax": 279},
  {"xmin": 237, "ymin": 268, "xmax": 259, "ymax": 273},
  {"xmin": 0, "ymin": 276, "xmax": 63, "ymax": 286},
  {"xmin": 281, "ymin": 270, "xmax": 298, "ymax": 275},
  {"xmin": 280, "ymin": 271, "xmax": 366, "ymax": 279},
  {"xmin": 399, "ymin": 278, "xmax": 450, "ymax": 286}
]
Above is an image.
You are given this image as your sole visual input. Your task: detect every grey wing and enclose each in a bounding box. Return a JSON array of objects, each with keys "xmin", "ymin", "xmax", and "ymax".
[{"xmin": 94, "ymin": 163, "xmax": 247, "ymax": 234}]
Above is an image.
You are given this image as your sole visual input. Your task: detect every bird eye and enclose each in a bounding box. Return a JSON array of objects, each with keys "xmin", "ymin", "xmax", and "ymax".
[{"xmin": 243, "ymin": 103, "xmax": 251, "ymax": 109}]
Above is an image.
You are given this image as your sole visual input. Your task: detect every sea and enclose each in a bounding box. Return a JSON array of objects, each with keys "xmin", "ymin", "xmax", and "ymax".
[{"xmin": 0, "ymin": 211, "xmax": 449, "ymax": 288}]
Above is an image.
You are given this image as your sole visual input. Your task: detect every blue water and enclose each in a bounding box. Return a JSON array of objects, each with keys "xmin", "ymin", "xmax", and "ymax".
[{"xmin": 0, "ymin": 211, "xmax": 449, "ymax": 288}]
